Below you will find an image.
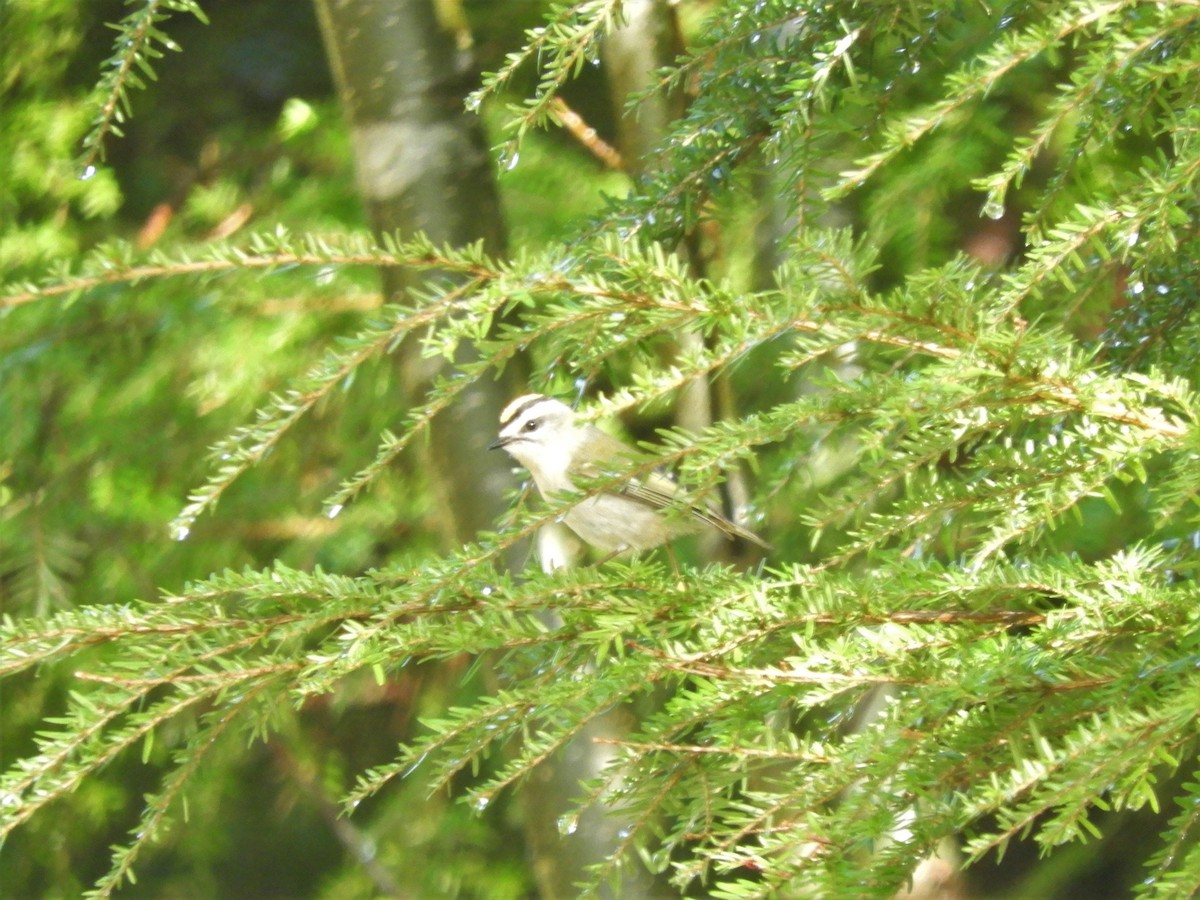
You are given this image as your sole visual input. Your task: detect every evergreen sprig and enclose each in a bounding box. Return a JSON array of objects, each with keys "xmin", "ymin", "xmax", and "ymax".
[
  {"xmin": 77, "ymin": 0, "xmax": 209, "ymax": 176},
  {"xmin": 6, "ymin": 213, "xmax": 1199, "ymax": 893},
  {"xmin": 468, "ymin": 0, "xmax": 625, "ymax": 166},
  {"xmin": 7, "ymin": 0, "xmax": 1200, "ymax": 896}
]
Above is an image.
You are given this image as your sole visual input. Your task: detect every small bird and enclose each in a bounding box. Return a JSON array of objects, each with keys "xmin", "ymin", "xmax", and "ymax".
[{"xmin": 488, "ymin": 393, "xmax": 770, "ymax": 555}]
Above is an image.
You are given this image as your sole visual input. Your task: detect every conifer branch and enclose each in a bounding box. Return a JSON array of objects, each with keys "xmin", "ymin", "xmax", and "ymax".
[
  {"xmin": 7, "ymin": 1, "xmax": 1200, "ymax": 895},
  {"xmin": 77, "ymin": 0, "xmax": 209, "ymax": 174}
]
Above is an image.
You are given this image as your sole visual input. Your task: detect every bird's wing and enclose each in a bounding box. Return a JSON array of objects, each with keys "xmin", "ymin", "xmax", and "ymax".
[
  {"xmin": 572, "ymin": 427, "xmax": 771, "ymax": 550},
  {"xmin": 624, "ymin": 471, "xmax": 772, "ymax": 549}
]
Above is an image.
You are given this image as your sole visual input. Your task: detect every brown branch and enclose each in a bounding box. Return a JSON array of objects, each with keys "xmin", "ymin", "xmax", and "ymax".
[
  {"xmin": 550, "ymin": 97, "xmax": 625, "ymax": 170},
  {"xmin": 592, "ymin": 736, "xmax": 832, "ymax": 764},
  {"xmin": 0, "ymin": 246, "xmax": 495, "ymax": 310}
]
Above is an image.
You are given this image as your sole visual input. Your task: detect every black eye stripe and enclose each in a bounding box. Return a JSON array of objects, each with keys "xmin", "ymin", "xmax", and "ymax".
[{"xmin": 499, "ymin": 394, "xmax": 550, "ymax": 429}]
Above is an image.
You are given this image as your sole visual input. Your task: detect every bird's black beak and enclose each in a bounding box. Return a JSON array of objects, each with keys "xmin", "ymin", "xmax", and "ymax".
[{"xmin": 487, "ymin": 436, "xmax": 508, "ymax": 450}]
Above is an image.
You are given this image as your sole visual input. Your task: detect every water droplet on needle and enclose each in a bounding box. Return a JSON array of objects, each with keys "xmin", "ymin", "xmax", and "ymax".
[{"xmin": 981, "ymin": 199, "xmax": 1005, "ymax": 220}]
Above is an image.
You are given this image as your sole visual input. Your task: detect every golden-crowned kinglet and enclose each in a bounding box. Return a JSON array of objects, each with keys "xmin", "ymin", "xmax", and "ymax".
[{"xmin": 488, "ymin": 393, "xmax": 770, "ymax": 554}]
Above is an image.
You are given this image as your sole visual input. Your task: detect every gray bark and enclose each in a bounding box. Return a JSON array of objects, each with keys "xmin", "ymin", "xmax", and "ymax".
[
  {"xmin": 314, "ymin": 0, "xmax": 523, "ymax": 556},
  {"xmin": 314, "ymin": 4, "xmax": 639, "ymax": 896},
  {"xmin": 601, "ymin": 0, "xmax": 684, "ymax": 176}
]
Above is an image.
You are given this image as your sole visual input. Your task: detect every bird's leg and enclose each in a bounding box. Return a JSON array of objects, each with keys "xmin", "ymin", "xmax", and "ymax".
[
  {"xmin": 665, "ymin": 543, "xmax": 684, "ymax": 587},
  {"xmin": 591, "ymin": 546, "xmax": 627, "ymax": 567}
]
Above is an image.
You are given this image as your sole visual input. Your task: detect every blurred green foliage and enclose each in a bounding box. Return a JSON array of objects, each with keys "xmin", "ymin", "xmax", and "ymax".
[
  {"xmin": 1, "ymin": 1, "xmax": 626, "ymax": 894},
  {"xmin": 3, "ymin": 0, "xmax": 1200, "ymax": 897}
]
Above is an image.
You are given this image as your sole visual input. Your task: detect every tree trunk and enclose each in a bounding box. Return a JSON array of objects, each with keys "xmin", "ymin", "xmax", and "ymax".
[
  {"xmin": 314, "ymin": 4, "xmax": 638, "ymax": 896},
  {"xmin": 314, "ymin": 0, "xmax": 522, "ymax": 554}
]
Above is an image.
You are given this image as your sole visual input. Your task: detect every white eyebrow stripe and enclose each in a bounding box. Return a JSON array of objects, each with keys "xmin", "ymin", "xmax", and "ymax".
[{"xmin": 499, "ymin": 393, "xmax": 550, "ymax": 429}]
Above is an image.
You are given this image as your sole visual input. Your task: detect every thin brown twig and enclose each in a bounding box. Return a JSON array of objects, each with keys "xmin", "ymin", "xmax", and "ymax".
[{"xmin": 550, "ymin": 97, "xmax": 625, "ymax": 170}]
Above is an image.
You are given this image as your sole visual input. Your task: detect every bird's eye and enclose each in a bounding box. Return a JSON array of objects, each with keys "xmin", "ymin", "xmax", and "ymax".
[{"xmin": 522, "ymin": 418, "xmax": 540, "ymax": 433}]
